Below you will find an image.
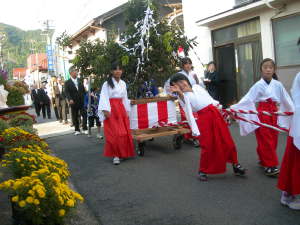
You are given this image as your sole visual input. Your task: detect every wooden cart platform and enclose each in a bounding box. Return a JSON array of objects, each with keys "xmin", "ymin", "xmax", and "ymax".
[{"xmin": 131, "ymin": 126, "xmax": 190, "ymax": 156}]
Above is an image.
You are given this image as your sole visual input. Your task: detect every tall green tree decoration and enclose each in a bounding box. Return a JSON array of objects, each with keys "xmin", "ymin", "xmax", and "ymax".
[
  {"xmin": 71, "ymin": 0, "xmax": 195, "ymax": 98},
  {"xmin": 120, "ymin": 0, "xmax": 193, "ymax": 97}
]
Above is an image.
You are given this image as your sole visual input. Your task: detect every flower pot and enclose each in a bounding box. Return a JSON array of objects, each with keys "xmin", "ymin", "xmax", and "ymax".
[
  {"xmin": 11, "ymin": 201, "xmax": 63, "ymax": 225},
  {"xmin": 11, "ymin": 201, "xmax": 30, "ymax": 225},
  {"xmin": 0, "ymin": 147, "xmax": 5, "ymax": 159}
]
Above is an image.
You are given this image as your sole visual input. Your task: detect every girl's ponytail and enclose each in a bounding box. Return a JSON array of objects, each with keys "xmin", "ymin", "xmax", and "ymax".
[
  {"xmin": 272, "ymin": 73, "xmax": 278, "ymax": 80},
  {"xmin": 107, "ymin": 75, "xmax": 114, "ymax": 89}
]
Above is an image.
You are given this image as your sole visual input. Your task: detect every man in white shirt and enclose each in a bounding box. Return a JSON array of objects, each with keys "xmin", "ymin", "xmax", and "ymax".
[{"xmin": 64, "ymin": 67, "xmax": 88, "ymax": 135}]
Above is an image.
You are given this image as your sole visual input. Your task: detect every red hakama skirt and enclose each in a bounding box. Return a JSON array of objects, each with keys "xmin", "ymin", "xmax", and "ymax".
[
  {"xmin": 196, "ymin": 104, "xmax": 238, "ymax": 174},
  {"xmin": 103, "ymin": 98, "xmax": 135, "ymax": 158},
  {"xmin": 277, "ymin": 136, "xmax": 300, "ymax": 195},
  {"xmin": 255, "ymin": 99, "xmax": 279, "ymax": 167}
]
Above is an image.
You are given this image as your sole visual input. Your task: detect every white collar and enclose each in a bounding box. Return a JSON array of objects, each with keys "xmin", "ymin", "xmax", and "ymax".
[
  {"xmin": 71, "ymin": 77, "xmax": 77, "ymax": 82},
  {"xmin": 112, "ymin": 77, "xmax": 121, "ymax": 85}
]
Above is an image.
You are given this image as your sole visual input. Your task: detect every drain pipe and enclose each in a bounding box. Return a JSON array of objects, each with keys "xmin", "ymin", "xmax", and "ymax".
[{"xmin": 263, "ymin": 0, "xmax": 287, "ymax": 17}]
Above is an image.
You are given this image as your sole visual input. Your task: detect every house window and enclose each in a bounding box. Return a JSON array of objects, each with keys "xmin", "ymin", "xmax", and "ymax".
[
  {"xmin": 213, "ymin": 19, "xmax": 260, "ymax": 46},
  {"xmin": 273, "ymin": 14, "xmax": 300, "ymax": 67}
]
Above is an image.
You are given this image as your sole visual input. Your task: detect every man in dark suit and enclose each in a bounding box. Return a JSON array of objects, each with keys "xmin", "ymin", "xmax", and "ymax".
[
  {"xmin": 31, "ymin": 84, "xmax": 41, "ymax": 117},
  {"xmin": 64, "ymin": 67, "xmax": 87, "ymax": 135},
  {"xmin": 38, "ymin": 81, "xmax": 51, "ymax": 119}
]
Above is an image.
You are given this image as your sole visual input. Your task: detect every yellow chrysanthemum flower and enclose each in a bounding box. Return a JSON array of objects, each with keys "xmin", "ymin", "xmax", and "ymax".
[
  {"xmin": 66, "ymin": 199, "xmax": 75, "ymax": 207},
  {"xmin": 26, "ymin": 196, "xmax": 34, "ymax": 204},
  {"xmin": 37, "ymin": 190, "xmax": 46, "ymax": 198},
  {"xmin": 11, "ymin": 195, "xmax": 19, "ymax": 202},
  {"xmin": 18, "ymin": 200, "xmax": 26, "ymax": 208},
  {"xmin": 13, "ymin": 181, "xmax": 22, "ymax": 190},
  {"xmin": 33, "ymin": 199, "xmax": 40, "ymax": 205},
  {"xmin": 58, "ymin": 209, "xmax": 65, "ymax": 217}
]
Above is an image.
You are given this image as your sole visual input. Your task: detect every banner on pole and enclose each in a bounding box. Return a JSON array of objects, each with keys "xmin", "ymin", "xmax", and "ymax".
[{"xmin": 46, "ymin": 45, "xmax": 54, "ymax": 72}]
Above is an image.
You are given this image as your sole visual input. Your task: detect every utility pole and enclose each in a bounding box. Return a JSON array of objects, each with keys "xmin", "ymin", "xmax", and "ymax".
[{"xmin": 30, "ymin": 39, "xmax": 40, "ymax": 88}]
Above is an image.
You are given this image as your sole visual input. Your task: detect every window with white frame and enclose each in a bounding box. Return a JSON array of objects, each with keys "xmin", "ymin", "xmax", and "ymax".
[{"xmin": 273, "ymin": 14, "xmax": 300, "ymax": 67}]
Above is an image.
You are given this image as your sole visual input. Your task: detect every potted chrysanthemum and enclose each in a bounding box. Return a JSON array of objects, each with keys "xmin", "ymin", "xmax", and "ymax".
[{"xmin": 0, "ymin": 169, "xmax": 84, "ymax": 225}]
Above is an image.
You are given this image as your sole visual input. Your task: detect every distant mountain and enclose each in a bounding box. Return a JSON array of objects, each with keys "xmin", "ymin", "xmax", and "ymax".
[{"xmin": 0, "ymin": 23, "xmax": 48, "ymax": 78}]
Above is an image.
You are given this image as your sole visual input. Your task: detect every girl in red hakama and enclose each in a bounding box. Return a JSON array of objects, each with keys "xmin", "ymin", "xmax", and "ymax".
[
  {"xmin": 164, "ymin": 58, "xmax": 202, "ymax": 147},
  {"xmin": 98, "ymin": 62, "xmax": 134, "ymax": 165},
  {"xmin": 231, "ymin": 59, "xmax": 294, "ymax": 176},
  {"xmin": 278, "ymin": 71, "xmax": 300, "ymax": 210},
  {"xmin": 169, "ymin": 73, "xmax": 246, "ymax": 181}
]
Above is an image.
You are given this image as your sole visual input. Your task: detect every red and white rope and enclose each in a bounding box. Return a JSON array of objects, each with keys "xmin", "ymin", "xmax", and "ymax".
[
  {"xmin": 224, "ymin": 111, "xmax": 289, "ymax": 133},
  {"xmin": 224, "ymin": 108, "xmax": 293, "ymax": 116}
]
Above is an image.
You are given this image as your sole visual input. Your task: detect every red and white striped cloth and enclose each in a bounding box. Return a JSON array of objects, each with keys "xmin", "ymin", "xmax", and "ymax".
[{"xmin": 130, "ymin": 100, "xmax": 177, "ymax": 129}]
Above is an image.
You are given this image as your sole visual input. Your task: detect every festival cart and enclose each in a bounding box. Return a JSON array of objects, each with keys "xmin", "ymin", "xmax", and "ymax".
[{"xmin": 130, "ymin": 96, "xmax": 190, "ymax": 156}]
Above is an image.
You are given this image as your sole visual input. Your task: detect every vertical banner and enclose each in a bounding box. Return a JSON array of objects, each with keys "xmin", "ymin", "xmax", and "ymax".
[{"xmin": 46, "ymin": 45, "xmax": 54, "ymax": 72}]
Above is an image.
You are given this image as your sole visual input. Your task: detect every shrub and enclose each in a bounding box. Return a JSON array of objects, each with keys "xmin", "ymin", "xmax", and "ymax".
[
  {"xmin": 18, "ymin": 126, "xmax": 38, "ymax": 135},
  {"xmin": 0, "ymin": 119, "xmax": 9, "ymax": 134},
  {"xmin": 9, "ymin": 114, "xmax": 34, "ymax": 128},
  {"xmin": 1, "ymin": 145, "xmax": 70, "ymax": 180},
  {"xmin": 0, "ymin": 127, "xmax": 49, "ymax": 151},
  {"xmin": 6, "ymin": 87, "xmax": 25, "ymax": 107},
  {"xmin": 0, "ymin": 170, "xmax": 83, "ymax": 225}
]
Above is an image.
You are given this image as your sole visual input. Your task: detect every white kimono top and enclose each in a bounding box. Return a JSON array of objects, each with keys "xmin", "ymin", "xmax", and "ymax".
[
  {"xmin": 179, "ymin": 85, "xmax": 219, "ymax": 136},
  {"xmin": 231, "ymin": 78, "xmax": 294, "ymax": 136},
  {"xmin": 290, "ymin": 72, "xmax": 300, "ymax": 150},
  {"xmin": 98, "ymin": 78, "xmax": 131, "ymax": 122}
]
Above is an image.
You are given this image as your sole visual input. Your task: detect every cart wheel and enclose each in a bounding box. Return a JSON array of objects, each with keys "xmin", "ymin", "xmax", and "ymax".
[
  {"xmin": 173, "ymin": 134, "xmax": 183, "ymax": 150},
  {"xmin": 137, "ymin": 142, "xmax": 145, "ymax": 157}
]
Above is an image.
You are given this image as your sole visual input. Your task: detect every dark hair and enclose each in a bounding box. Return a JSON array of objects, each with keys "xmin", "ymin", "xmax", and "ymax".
[
  {"xmin": 181, "ymin": 57, "xmax": 192, "ymax": 68},
  {"xmin": 170, "ymin": 73, "xmax": 192, "ymax": 88},
  {"xmin": 260, "ymin": 58, "xmax": 278, "ymax": 80},
  {"xmin": 107, "ymin": 61, "xmax": 123, "ymax": 89},
  {"xmin": 207, "ymin": 61, "xmax": 216, "ymax": 67}
]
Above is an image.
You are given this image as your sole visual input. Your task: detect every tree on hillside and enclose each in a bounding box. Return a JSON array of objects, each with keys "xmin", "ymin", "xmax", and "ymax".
[{"xmin": 0, "ymin": 23, "xmax": 47, "ymax": 78}]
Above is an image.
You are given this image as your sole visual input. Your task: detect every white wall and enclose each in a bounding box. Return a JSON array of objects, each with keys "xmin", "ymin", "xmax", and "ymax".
[
  {"xmin": 182, "ymin": 0, "xmax": 234, "ymax": 76},
  {"xmin": 260, "ymin": 0, "xmax": 300, "ymax": 59},
  {"xmin": 87, "ymin": 29, "xmax": 107, "ymax": 42}
]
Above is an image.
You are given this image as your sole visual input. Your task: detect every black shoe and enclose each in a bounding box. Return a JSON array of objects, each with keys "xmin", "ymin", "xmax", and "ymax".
[
  {"xmin": 198, "ymin": 172, "xmax": 208, "ymax": 181},
  {"xmin": 264, "ymin": 167, "xmax": 279, "ymax": 176},
  {"xmin": 233, "ymin": 164, "xmax": 246, "ymax": 176}
]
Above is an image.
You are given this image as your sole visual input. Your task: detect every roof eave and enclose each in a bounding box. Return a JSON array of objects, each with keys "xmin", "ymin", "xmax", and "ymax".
[
  {"xmin": 95, "ymin": 3, "xmax": 128, "ymax": 26},
  {"xmin": 196, "ymin": 0, "xmax": 277, "ymax": 27}
]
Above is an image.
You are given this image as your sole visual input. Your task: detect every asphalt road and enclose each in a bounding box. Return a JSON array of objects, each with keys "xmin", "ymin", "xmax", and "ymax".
[{"xmin": 47, "ymin": 124, "xmax": 300, "ymax": 225}]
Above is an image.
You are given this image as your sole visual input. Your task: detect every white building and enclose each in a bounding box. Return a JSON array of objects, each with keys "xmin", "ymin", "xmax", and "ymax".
[{"xmin": 183, "ymin": 0, "xmax": 300, "ymax": 106}]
